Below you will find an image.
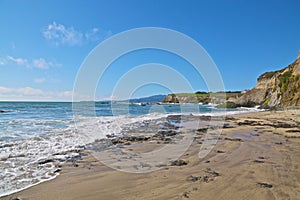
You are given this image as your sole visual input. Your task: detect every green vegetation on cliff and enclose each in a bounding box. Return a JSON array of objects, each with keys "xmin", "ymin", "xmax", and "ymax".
[{"xmin": 279, "ymin": 71, "xmax": 292, "ymax": 91}]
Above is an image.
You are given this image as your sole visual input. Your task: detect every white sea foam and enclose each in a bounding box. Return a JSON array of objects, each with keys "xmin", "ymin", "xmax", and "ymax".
[{"xmin": 0, "ymin": 113, "xmax": 169, "ymax": 197}]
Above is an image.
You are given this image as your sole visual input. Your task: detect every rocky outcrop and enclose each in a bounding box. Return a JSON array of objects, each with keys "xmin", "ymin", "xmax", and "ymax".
[
  {"xmin": 235, "ymin": 51, "xmax": 300, "ymax": 107},
  {"xmin": 162, "ymin": 92, "xmax": 242, "ymax": 104}
]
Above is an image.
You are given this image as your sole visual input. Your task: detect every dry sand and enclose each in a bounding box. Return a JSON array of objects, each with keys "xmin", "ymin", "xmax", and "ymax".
[{"xmin": 2, "ymin": 109, "xmax": 300, "ymax": 200}]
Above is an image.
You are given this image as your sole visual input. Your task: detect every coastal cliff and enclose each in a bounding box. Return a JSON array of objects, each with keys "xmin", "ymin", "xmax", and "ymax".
[
  {"xmin": 235, "ymin": 51, "xmax": 300, "ymax": 107},
  {"xmin": 162, "ymin": 51, "xmax": 300, "ymax": 108}
]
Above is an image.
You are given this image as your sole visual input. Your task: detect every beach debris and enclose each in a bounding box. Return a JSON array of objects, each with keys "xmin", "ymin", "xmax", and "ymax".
[
  {"xmin": 170, "ymin": 159, "xmax": 188, "ymax": 166},
  {"xmin": 216, "ymin": 150, "xmax": 225, "ymax": 153},
  {"xmin": 257, "ymin": 182, "xmax": 273, "ymax": 188}
]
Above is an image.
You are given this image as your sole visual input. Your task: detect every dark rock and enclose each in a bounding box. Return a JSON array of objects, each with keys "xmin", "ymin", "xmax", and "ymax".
[
  {"xmin": 71, "ymin": 160, "xmax": 78, "ymax": 167},
  {"xmin": 111, "ymin": 138, "xmax": 124, "ymax": 145},
  {"xmin": 257, "ymin": 182, "xmax": 273, "ymax": 188},
  {"xmin": 225, "ymin": 117, "xmax": 236, "ymax": 121},
  {"xmin": 286, "ymin": 129, "xmax": 300, "ymax": 133},
  {"xmin": 182, "ymin": 191, "xmax": 190, "ymax": 198},
  {"xmin": 0, "ymin": 110, "xmax": 10, "ymax": 113},
  {"xmin": 54, "ymin": 169, "xmax": 62, "ymax": 173},
  {"xmin": 200, "ymin": 175, "xmax": 209, "ymax": 183},
  {"xmin": 238, "ymin": 120, "xmax": 257, "ymax": 126},
  {"xmin": 274, "ymin": 122, "xmax": 293, "ymax": 128},
  {"xmin": 170, "ymin": 159, "xmax": 188, "ymax": 166},
  {"xmin": 224, "ymin": 137, "xmax": 243, "ymax": 142},
  {"xmin": 166, "ymin": 114, "xmax": 182, "ymax": 121},
  {"xmin": 111, "ymin": 135, "xmax": 150, "ymax": 144},
  {"xmin": 106, "ymin": 134, "xmax": 117, "ymax": 138},
  {"xmin": 187, "ymin": 175, "xmax": 200, "ymax": 182},
  {"xmin": 251, "ymin": 133, "xmax": 260, "ymax": 137},
  {"xmin": 157, "ymin": 130, "xmax": 177, "ymax": 136},
  {"xmin": 254, "ymin": 160, "xmax": 265, "ymax": 163},
  {"xmin": 197, "ymin": 128, "xmax": 208, "ymax": 133},
  {"xmin": 238, "ymin": 120, "xmax": 296, "ymax": 129},
  {"xmin": 38, "ymin": 159, "xmax": 54, "ymax": 165},
  {"xmin": 223, "ymin": 124, "xmax": 234, "ymax": 128},
  {"xmin": 199, "ymin": 116, "xmax": 212, "ymax": 121},
  {"xmin": 205, "ymin": 168, "xmax": 220, "ymax": 177},
  {"xmin": 0, "ymin": 143, "xmax": 14, "ymax": 148}
]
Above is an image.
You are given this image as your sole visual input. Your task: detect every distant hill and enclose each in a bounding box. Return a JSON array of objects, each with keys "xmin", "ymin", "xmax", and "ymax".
[
  {"xmin": 129, "ymin": 95, "xmax": 167, "ymax": 103},
  {"xmin": 234, "ymin": 51, "xmax": 300, "ymax": 107}
]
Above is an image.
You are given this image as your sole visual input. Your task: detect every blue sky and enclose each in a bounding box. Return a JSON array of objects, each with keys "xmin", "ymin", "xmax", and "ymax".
[{"xmin": 0, "ymin": 0, "xmax": 300, "ymax": 101}]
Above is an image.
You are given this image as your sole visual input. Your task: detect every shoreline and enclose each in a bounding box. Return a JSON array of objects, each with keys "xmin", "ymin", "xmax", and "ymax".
[{"xmin": 2, "ymin": 109, "xmax": 300, "ymax": 199}]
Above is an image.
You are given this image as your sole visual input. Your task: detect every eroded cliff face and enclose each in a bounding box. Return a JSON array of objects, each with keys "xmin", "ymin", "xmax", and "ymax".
[{"xmin": 235, "ymin": 51, "xmax": 300, "ymax": 107}]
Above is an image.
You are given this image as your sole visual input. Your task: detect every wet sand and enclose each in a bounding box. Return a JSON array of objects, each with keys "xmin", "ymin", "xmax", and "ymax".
[{"xmin": 2, "ymin": 109, "xmax": 300, "ymax": 200}]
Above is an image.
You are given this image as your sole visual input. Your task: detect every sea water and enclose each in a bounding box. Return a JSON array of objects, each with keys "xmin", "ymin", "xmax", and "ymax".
[{"xmin": 0, "ymin": 101, "xmax": 259, "ymax": 197}]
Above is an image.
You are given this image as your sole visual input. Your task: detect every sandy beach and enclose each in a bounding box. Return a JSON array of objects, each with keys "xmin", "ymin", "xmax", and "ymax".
[{"xmin": 2, "ymin": 109, "xmax": 300, "ymax": 200}]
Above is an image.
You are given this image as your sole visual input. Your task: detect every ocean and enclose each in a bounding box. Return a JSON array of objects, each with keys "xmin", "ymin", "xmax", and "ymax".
[{"xmin": 0, "ymin": 101, "xmax": 259, "ymax": 197}]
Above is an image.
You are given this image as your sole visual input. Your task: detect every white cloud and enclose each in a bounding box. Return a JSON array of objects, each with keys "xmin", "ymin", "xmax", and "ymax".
[
  {"xmin": 17, "ymin": 87, "xmax": 44, "ymax": 96},
  {"xmin": 0, "ymin": 59, "xmax": 5, "ymax": 65},
  {"xmin": 7, "ymin": 56, "xmax": 28, "ymax": 65},
  {"xmin": 85, "ymin": 28, "xmax": 99, "ymax": 41},
  {"xmin": 43, "ymin": 22, "xmax": 83, "ymax": 46},
  {"xmin": 34, "ymin": 78, "xmax": 46, "ymax": 83},
  {"xmin": 2, "ymin": 56, "xmax": 61, "ymax": 70},
  {"xmin": 43, "ymin": 22, "xmax": 111, "ymax": 46},
  {"xmin": 32, "ymin": 58, "xmax": 60, "ymax": 69},
  {"xmin": 0, "ymin": 86, "xmax": 13, "ymax": 93},
  {"xmin": 0, "ymin": 86, "xmax": 78, "ymax": 101}
]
